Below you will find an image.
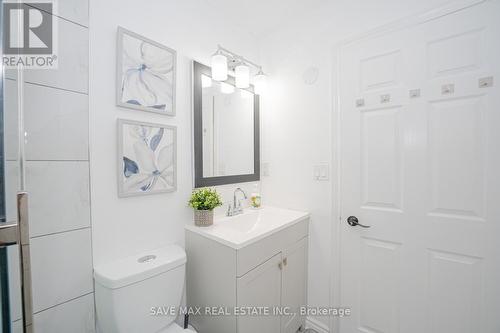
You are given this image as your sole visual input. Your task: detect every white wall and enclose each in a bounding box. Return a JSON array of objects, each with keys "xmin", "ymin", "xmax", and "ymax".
[
  {"xmin": 89, "ymin": 0, "xmax": 260, "ymax": 267},
  {"xmin": 258, "ymin": 0, "xmax": 454, "ymax": 329}
]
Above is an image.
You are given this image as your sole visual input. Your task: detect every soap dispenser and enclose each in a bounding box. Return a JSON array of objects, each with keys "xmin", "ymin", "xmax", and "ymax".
[{"xmin": 250, "ymin": 184, "xmax": 261, "ymax": 209}]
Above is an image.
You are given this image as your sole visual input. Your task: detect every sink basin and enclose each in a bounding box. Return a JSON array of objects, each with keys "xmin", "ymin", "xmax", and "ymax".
[
  {"xmin": 217, "ymin": 210, "xmax": 263, "ymax": 233},
  {"xmin": 185, "ymin": 206, "xmax": 309, "ymax": 249}
]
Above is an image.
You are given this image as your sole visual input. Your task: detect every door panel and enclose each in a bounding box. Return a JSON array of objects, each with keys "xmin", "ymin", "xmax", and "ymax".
[
  {"xmin": 361, "ymin": 107, "xmax": 402, "ymax": 211},
  {"xmin": 281, "ymin": 237, "xmax": 308, "ymax": 333},
  {"xmin": 427, "ymin": 250, "xmax": 482, "ymax": 333},
  {"xmin": 339, "ymin": 2, "xmax": 500, "ymax": 333},
  {"xmin": 358, "ymin": 238, "xmax": 401, "ymax": 333},
  {"xmin": 237, "ymin": 253, "xmax": 282, "ymax": 333},
  {"xmin": 427, "ymin": 96, "xmax": 485, "ymax": 220}
]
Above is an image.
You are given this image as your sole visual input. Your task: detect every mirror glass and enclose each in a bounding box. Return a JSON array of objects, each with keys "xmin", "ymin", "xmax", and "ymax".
[
  {"xmin": 193, "ymin": 61, "xmax": 259, "ymax": 188},
  {"xmin": 201, "ymin": 75, "xmax": 255, "ymax": 177}
]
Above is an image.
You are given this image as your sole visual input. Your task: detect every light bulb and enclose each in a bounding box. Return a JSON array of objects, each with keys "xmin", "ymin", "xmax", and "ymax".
[
  {"xmin": 211, "ymin": 52, "xmax": 228, "ymax": 81},
  {"xmin": 235, "ymin": 64, "xmax": 250, "ymax": 88},
  {"xmin": 254, "ymin": 69, "xmax": 267, "ymax": 95},
  {"xmin": 220, "ymin": 82, "xmax": 235, "ymax": 94}
]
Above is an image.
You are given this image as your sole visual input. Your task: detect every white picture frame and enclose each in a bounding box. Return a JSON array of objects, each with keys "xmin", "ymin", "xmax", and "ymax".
[
  {"xmin": 116, "ymin": 27, "xmax": 176, "ymax": 116},
  {"xmin": 117, "ymin": 119, "xmax": 177, "ymax": 197}
]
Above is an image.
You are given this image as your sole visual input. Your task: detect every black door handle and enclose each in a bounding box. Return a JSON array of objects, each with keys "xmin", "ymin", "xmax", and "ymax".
[{"xmin": 347, "ymin": 216, "xmax": 370, "ymax": 228}]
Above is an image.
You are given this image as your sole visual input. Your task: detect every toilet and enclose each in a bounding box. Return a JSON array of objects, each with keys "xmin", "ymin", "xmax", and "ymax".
[{"xmin": 94, "ymin": 245, "xmax": 197, "ymax": 333}]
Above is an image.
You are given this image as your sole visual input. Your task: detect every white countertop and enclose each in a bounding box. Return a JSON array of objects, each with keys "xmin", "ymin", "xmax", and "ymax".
[{"xmin": 185, "ymin": 206, "xmax": 310, "ymax": 249}]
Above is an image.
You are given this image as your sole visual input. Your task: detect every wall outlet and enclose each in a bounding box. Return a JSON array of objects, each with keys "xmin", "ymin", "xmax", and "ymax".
[{"xmin": 313, "ymin": 164, "xmax": 329, "ymax": 181}]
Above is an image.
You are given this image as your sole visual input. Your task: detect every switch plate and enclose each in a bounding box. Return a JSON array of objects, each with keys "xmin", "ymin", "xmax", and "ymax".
[{"xmin": 313, "ymin": 164, "xmax": 329, "ymax": 181}]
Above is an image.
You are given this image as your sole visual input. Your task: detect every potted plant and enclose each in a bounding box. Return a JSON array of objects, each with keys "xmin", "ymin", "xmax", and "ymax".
[{"xmin": 188, "ymin": 188, "xmax": 223, "ymax": 226}]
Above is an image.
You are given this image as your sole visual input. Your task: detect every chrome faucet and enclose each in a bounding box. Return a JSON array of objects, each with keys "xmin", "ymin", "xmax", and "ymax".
[{"xmin": 227, "ymin": 187, "xmax": 247, "ymax": 216}]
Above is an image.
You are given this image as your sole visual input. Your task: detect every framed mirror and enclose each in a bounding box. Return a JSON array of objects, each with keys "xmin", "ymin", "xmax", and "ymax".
[{"xmin": 193, "ymin": 61, "xmax": 260, "ymax": 188}]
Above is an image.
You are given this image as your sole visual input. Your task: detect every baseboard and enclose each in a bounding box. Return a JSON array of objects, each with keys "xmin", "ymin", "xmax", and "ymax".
[{"xmin": 306, "ymin": 317, "xmax": 330, "ymax": 333}]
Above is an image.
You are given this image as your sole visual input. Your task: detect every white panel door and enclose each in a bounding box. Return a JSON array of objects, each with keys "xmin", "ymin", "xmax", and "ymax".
[{"xmin": 339, "ymin": 2, "xmax": 500, "ymax": 333}]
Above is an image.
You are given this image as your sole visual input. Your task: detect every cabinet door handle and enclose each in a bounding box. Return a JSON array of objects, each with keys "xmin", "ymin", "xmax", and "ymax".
[
  {"xmin": 278, "ymin": 262, "xmax": 283, "ymax": 270},
  {"xmin": 283, "ymin": 257, "xmax": 288, "ymax": 266}
]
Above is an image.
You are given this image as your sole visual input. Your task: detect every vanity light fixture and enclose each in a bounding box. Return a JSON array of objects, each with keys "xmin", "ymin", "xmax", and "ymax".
[
  {"xmin": 211, "ymin": 45, "xmax": 267, "ymax": 94},
  {"xmin": 211, "ymin": 49, "xmax": 228, "ymax": 81}
]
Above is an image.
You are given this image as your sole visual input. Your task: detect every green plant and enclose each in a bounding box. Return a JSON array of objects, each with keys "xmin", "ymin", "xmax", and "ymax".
[{"xmin": 188, "ymin": 188, "xmax": 223, "ymax": 211}]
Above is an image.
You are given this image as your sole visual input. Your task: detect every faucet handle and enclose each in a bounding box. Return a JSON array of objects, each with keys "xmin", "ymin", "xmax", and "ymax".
[{"xmin": 226, "ymin": 204, "xmax": 233, "ymax": 216}]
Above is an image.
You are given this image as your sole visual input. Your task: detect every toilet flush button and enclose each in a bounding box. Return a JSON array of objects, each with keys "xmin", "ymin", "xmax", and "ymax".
[{"xmin": 138, "ymin": 255, "xmax": 156, "ymax": 263}]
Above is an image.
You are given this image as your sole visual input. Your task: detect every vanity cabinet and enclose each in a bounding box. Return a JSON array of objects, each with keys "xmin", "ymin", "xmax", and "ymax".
[{"xmin": 185, "ymin": 216, "xmax": 309, "ymax": 333}]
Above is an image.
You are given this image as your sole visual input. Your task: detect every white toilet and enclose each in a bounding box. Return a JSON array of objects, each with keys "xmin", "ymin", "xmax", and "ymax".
[{"xmin": 94, "ymin": 245, "xmax": 197, "ymax": 333}]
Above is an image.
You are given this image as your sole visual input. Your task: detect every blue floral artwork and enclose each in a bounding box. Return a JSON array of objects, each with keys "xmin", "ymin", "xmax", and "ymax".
[
  {"xmin": 118, "ymin": 119, "xmax": 176, "ymax": 197},
  {"xmin": 117, "ymin": 27, "xmax": 176, "ymax": 115}
]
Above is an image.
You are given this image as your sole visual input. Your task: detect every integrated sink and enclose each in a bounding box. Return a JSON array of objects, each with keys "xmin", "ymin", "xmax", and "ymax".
[
  {"xmin": 185, "ymin": 206, "xmax": 309, "ymax": 249},
  {"xmin": 218, "ymin": 210, "xmax": 262, "ymax": 233}
]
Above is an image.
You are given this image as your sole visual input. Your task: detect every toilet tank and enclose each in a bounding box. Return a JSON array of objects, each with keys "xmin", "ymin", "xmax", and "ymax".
[{"xmin": 94, "ymin": 245, "xmax": 186, "ymax": 333}]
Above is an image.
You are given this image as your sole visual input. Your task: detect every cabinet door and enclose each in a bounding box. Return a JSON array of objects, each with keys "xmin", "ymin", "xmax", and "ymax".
[
  {"xmin": 282, "ymin": 237, "xmax": 308, "ymax": 333},
  {"xmin": 237, "ymin": 253, "xmax": 282, "ymax": 333}
]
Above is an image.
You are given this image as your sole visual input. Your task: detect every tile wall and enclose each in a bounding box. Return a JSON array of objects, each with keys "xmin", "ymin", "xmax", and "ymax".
[{"xmin": 4, "ymin": 1, "xmax": 94, "ymax": 331}]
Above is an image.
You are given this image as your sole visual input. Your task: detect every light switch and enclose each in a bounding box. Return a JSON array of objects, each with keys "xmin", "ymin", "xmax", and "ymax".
[
  {"xmin": 320, "ymin": 166, "xmax": 328, "ymax": 179},
  {"xmin": 313, "ymin": 166, "xmax": 320, "ymax": 180},
  {"xmin": 313, "ymin": 164, "xmax": 329, "ymax": 181}
]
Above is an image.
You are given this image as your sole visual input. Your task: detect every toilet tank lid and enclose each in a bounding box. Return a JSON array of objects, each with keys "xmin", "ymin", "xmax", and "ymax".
[{"xmin": 94, "ymin": 245, "xmax": 186, "ymax": 289}]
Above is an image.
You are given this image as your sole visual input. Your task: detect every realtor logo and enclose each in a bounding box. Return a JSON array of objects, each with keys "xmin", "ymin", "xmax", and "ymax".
[{"xmin": 2, "ymin": 1, "xmax": 57, "ymax": 68}]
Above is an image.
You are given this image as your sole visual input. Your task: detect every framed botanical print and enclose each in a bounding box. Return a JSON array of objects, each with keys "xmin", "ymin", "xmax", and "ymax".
[
  {"xmin": 116, "ymin": 27, "xmax": 176, "ymax": 115},
  {"xmin": 117, "ymin": 119, "xmax": 177, "ymax": 197}
]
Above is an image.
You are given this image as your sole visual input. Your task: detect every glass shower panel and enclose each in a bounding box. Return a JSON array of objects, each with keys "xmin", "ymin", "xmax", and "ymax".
[
  {"xmin": 1, "ymin": 80, "xmax": 23, "ymax": 333},
  {"xmin": 2, "ymin": 2, "xmax": 91, "ymax": 331},
  {"xmin": 1, "ymin": 3, "xmax": 25, "ymax": 330}
]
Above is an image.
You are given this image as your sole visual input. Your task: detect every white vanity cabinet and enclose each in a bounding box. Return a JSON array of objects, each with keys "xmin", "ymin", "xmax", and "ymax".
[{"xmin": 185, "ymin": 210, "xmax": 309, "ymax": 333}]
